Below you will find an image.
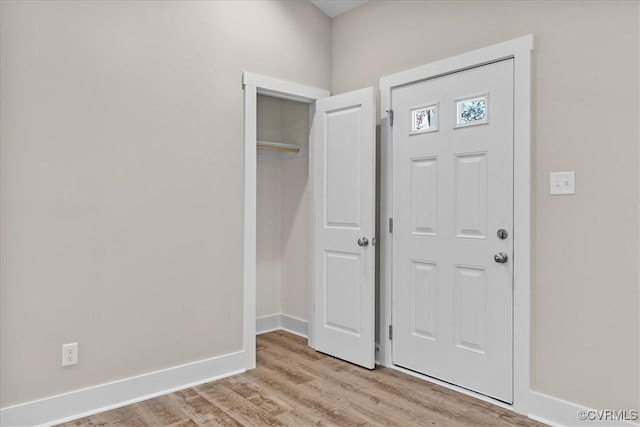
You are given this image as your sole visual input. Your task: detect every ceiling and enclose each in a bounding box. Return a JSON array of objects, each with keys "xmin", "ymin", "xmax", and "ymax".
[{"xmin": 309, "ymin": 0, "xmax": 368, "ymax": 18}]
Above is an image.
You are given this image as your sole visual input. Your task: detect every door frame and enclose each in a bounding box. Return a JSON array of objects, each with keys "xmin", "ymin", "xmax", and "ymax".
[
  {"xmin": 378, "ymin": 35, "xmax": 534, "ymax": 413},
  {"xmin": 242, "ymin": 72, "xmax": 329, "ymax": 369}
]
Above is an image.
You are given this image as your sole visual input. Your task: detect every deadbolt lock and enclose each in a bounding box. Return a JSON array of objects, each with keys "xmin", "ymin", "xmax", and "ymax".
[{"xmin": 497, "ymin": 228, "xmax": 509, "ymax": 240}]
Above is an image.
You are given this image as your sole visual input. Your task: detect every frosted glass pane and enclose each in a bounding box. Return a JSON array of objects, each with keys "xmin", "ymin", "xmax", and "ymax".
[
  {"xmin": 457, "ymin": 96, "xmax": 487, "ymax": 125},
  {"xmin": 411, "ymin": 105, "xmax": 437, "ymax": 133}
]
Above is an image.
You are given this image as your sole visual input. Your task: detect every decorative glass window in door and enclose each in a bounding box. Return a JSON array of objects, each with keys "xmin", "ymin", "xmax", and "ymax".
[
  {"xmin": 455, "ymin": 94, "xmax": 488, "ymax": 127},
  {"xmin": 410, "ymin": 104, "xmax": 437, "ymax": 134}
]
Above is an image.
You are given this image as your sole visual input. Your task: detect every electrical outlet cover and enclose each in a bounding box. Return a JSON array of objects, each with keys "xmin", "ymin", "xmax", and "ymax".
[{"xmin": 61, "ymin": 342, "xmax": 78, "ymax": 367}]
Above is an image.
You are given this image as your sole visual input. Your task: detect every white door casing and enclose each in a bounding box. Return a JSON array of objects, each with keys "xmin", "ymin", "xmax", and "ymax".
[
  {"xmin": 243, "ymin": 72, "xmax": 330, "ymax": 369},
  {"xmin": 392, "ymin": 59, "xmax": 514, "ymax": 402},
  {"xmin": 311, "ymin": 87, "xmax": 376, "ymax": 369}
]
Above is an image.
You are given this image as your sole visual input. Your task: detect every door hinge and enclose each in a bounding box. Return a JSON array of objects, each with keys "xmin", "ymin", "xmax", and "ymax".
[
  {"xmin": 389, "ymin": 325, "xmax": 393, "ymax": 340},
  {"xmin": 388, "ymin": 218, "xmax": 393, "ymax": 233},
  {"xmin": 387, "ymin": 109, "xmax": 394, "ymax": 126}
]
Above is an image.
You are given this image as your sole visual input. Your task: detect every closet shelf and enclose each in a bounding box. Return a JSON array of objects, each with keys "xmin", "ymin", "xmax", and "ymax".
[
  {"xmin": 257, "ymin": 141, "xmax": 307, "ymax": 159},
  {"xmin": 257, "ymin": 141, "xmax": 300, "ymax": 153}
]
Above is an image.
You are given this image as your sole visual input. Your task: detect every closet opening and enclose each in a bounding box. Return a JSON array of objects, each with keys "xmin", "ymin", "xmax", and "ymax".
[
  {"xmin": 243, "ymin": 71, "xmax": 329, "ymax": 368},
  {"xmin": 255, "ymin": 94, "xmax": 311, "ymax": 339}
]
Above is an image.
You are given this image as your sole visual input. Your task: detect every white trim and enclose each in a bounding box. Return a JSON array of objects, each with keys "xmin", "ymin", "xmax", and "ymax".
[
  {"xmin": 243, "ymin": 82, "xmax": 258, "ymax": 371},
  {"xmin": 256, "ymin": 314, "xmax": 308, "ymax": 338},
  {"xmin": 379, "ymin": 34, "xmax": 534, "ymax": 414},
  {"xmin": 0, "ymin": 351, "xmax": 245, "ymax": 427},
  {"xmin": 307, "ymin": 102, "xmax": 318, "ymax": 348},
  {"xmin": 243, "ymin": 72, "xmax": 329, "ymax": 103},
  {"xmin": 529, "ymin": 391, "xmax": 640, "ymax": 427},
  {"xmin": 380, "ymin": 36, "xmax": 533, "ymax": 90},
  {"xmin": 256, "ymin": 314, "xmax": 282, "ymax": 334},
  {"xmin": 280, "ymin": 315, "xmax": 308, "ymax": 338},
  {"xmin": 378, "ymin": 90, "xmax": 393, "ymax": 367},
  {"xmin": 511, "ymin": 34, "xmax": 534, "ymax": 416},
  {"xmin": 242, "ymin": 72, "xmax": 329, "ymax": 370}
]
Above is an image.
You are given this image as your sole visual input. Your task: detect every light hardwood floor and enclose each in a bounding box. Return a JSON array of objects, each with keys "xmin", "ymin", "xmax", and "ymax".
[{"xmin": 60, "ymin": 331, "xmax": 545, "ymax": 426}]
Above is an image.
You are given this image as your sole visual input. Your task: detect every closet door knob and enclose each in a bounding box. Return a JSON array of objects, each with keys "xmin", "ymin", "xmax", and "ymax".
[{"xmin": 357, "ymin": 237, "xmax": 369, "ymax": 247}]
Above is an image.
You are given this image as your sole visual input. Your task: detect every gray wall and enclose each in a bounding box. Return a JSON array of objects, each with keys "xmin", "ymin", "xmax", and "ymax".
[
  {"xmin": 331, "ymin": 0, "xmax": 639, "ymax": 411},
  {"xmin": 0, "ymin": 0, "xmax": 330, "ymax": 407},
  {"xmin": 2, "ymin": 0, "xmax": 638, "ymax": 414}
]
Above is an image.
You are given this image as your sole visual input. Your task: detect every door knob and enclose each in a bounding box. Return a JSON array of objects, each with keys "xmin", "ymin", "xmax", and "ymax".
[
  {"xmin": 357, "ymin": 237, "xmax": 369, "ymax": 247},
  {"xmin": 494, "ymin": 252, "xmax": 508, "ymax": 263}
]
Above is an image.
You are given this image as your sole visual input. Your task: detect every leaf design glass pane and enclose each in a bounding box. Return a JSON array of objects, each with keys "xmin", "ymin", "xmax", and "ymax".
[
  {"xmin": 411, "ymin": 105, "xmax": 437, "ymax": 134},
  {"xmin": 456, "ymin": 95, "xmax": 487, "ymax": 126}
]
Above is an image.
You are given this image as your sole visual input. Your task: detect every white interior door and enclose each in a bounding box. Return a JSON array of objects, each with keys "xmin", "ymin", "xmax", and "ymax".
[
  {"xmin": 392, "ymin": 59, "xmax": 514, "ymax": 402},
  {"xmin": 312, "ymin": 87, "xmax": 376, "ymax": 369}
]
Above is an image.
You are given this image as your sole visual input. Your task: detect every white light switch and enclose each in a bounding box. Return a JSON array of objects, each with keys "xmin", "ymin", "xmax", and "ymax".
[{"xmin": 550, "ymin": 171, "xmax": 575, "ymax": 195}]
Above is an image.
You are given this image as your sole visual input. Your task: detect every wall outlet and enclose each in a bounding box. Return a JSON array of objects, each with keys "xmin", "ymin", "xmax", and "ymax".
[{"xmin": 61, "ymin": 342, "xmax": 78, "ymax": 367}]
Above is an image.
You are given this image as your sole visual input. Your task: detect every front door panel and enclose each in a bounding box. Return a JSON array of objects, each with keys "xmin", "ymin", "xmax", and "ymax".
[{"xmin": 392, "ymin": 59, "xmax": 514, "ymax": 402}]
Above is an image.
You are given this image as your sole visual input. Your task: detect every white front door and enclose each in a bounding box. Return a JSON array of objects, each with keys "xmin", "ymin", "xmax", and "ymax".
[
  {"xmin": 312, "ymin": 87, "xmax": 376, "ymax": 369},
  {"xmin": 392, "ymin": 59, "xmax": 514, "ymax": 402}
]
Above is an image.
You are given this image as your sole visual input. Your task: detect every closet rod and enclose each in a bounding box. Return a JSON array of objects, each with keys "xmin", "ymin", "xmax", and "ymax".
[{"xmin": 257, "ymin": 141, "xmax": 300, "ymax": 153}]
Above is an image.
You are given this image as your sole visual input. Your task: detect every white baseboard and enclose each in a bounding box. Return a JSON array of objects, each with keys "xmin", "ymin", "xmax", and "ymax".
[
  {"xmin": 256, "ymin": 314, "xmax": 307, "ymax": 338},
  {"xmin": 0, "ymin": 351, "xmax": 246, "ymax": 427},
  {"xmin": 529, "ymin": 391, "xmax": 639, "ymax": 427},
  {"xmin": 255, "ymin": 313, "xmax": 281, "ymax": 334}
]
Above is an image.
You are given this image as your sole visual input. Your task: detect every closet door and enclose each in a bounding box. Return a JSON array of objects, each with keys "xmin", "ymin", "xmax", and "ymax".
[{"xmin": 311, "ymin": 87, "xmax": 376, "ymax": 369}]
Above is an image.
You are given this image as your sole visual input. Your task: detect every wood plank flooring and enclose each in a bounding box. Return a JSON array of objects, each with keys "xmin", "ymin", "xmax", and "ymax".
[{"xmin": 59, "ymin": 331, "xmax": 546, "ymax": 427}]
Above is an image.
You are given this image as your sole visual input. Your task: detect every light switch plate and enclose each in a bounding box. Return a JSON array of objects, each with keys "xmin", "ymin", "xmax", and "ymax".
[{"xmin": 550, "ymin": 171, "xmax": 575, "ymax": 195}]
